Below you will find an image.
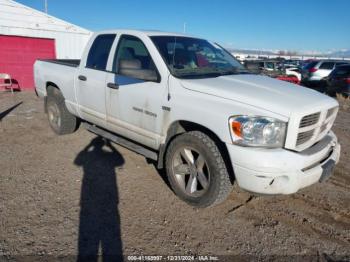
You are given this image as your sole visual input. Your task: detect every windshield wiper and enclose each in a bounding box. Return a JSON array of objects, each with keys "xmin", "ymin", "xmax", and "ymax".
[
  {"xmin": 219, "ymin": 67, "xmax": 250, "ymax": 76},
  {"xmin": 177, "ymin": 72, "xmax": 222, "ymax": 79}
]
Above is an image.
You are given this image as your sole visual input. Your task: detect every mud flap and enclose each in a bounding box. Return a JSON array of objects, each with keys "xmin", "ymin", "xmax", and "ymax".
[{"xmin": 319, "ymin": 159, "xmax": 336, "ymax": 183}]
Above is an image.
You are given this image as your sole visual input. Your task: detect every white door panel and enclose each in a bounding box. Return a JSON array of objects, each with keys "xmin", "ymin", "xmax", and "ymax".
[
  {"xmin": 77, "ymin": 68, "xmax": 107, "ymax": 127},
  {"xmin": 105, "ymin": 34, "xmax": 167, "ymax": 149},
  {"xmin": 76, "ymin": 33, "xmax": 116, "ymax": 128},
  {"xmin": 105, "ymin": 73, "xmax": 166, "ymax": 149}
]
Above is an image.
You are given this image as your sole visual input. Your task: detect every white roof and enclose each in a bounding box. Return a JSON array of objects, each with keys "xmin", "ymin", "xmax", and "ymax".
[
  {"xmin": 94, "ymin": 29, "xmax": 202, "ymax": 39},
  {"xmin": 0, "ymin": 0, "xmax": 90, "ymax": 35}
]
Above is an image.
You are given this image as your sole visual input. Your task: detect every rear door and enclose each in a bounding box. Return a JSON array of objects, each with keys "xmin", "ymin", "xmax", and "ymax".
[
  {"xmin": 76, "ymin": 34, "xmax": 116, "ymax": 127},
  {"xmin": 105, "ymin": 34, "xmax": 166, "ymax": 149}
]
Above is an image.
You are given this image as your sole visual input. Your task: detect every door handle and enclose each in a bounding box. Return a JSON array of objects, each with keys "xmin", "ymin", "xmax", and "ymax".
[
  {"xmin": 107, "ymin": 82, "xmax": 119, "ymax": 89},
  {"xmin": 78, "ymin": 75, "xmax": 87, "ymax": 81}
]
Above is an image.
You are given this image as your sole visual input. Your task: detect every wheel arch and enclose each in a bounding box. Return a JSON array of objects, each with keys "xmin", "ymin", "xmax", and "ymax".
[
  {"xmin": 158, "ymin": 120, "xmax": 234, "ymax": 182},
  {"xmin": 46, "ymin": 81, "xmax": 60, "ymax": 93},
  {"xmin": 44, "ymin": 82, "xmax": 61, "ymax": 113},
  {"xmin": 45, "ymin": 81, "xmax": 79, "ymax": 135}
]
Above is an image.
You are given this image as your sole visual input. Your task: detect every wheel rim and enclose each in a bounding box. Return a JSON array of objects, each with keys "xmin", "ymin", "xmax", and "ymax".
[
  {"xmin": 171, "ymin": 147, "xmax": 210, "ymax": 197},
  {"xmin": 48, "ymin": 102, "xmax": 61, "ymax": 130}
]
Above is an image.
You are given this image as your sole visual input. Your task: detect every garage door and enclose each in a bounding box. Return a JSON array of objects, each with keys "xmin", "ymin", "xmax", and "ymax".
[{"xmin": 0, "ymin": 35, "xmax": 56, "ymax": 90}]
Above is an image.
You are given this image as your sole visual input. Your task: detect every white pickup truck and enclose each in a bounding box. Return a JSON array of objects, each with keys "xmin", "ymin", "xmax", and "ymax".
[{"xmin": 34, "ymin": 30, "xmax": 341, "ymax": 207}]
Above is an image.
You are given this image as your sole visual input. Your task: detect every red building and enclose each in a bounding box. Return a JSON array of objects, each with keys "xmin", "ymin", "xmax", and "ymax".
[{"xmin": 0, "ymin": 0, "xmax": 91, "ymax": 90}]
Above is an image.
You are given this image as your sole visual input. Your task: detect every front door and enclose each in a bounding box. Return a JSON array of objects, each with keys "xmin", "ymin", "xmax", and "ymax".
[{"xmin": 105, "ymin": 34, "xmax": 167, "ymax": 149}]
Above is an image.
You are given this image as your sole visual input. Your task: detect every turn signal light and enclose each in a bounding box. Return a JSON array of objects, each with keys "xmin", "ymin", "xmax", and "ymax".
[{"xmin": 231, "ymin": 121, "xmax": 242, "ymax": 137}]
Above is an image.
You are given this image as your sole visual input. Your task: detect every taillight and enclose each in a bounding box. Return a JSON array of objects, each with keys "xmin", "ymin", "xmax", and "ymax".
[
  {"xmin": 346, "ymin": 78, "xmax": 350, "ymax": 84},
  {"xmin": 309, "ymin": 68, "xmax": 318, "ymax": 73}
]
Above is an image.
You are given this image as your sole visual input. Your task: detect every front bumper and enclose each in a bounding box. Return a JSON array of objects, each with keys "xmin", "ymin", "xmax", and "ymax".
[{"xmin": 226, "ymin": 131, "xmax": 340, "ymax": 195}]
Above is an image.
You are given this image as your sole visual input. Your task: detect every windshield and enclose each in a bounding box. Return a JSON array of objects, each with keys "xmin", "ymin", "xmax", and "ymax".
[{"xmin": 151, "ymin": 36, "xmax": 246, "ymax": 79}]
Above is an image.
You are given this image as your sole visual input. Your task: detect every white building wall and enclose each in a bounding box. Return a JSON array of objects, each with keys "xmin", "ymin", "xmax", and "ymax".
[{"xmin": 0, "ymin": 0, "xmax": 92, "ymax": 59}]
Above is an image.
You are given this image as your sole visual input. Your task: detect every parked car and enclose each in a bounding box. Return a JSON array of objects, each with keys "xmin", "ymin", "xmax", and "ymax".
[
  {"xmin": 245, "ymin": 60, "xmax": 300, "ymax": 84},
  {"xmin": 244, "ymin": 60, "xmax": 281, "ymax": 75},
  {"xmin": 300, "ymin": 59, "xmax": 316, "ymax": 68},
  {"xmin": 301, "ymin": 60, "xmax": 350, "ymax": 89},
  {"xmin": 275, "ymin": 75, "xmax": 300, "ymax": 85},
  {"xmin": 283, "ymin": 59, "xmax": 302, "ymax": 69},
  {"xmin": 34, "ymin": 30, "xmax": 340, "ymax": 207},
  {"xmin": 285, "ymin": 67, "xmax": 301, "ymax": 82},
  {"xmin": 325, "ymin": 64, "xmax": 350, "ymax": 97}
]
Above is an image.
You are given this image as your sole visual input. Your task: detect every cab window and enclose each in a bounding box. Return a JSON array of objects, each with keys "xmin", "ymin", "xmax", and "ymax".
[
  {"xmin": 113, "ymin": 35, "xmax": 156, "ymax": 73},
  {"xmin": 86, "ymin": 34, "xmax": 116, "ymax": 70}
]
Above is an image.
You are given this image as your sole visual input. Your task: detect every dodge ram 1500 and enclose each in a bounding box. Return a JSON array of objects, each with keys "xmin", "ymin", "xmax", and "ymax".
[{"xmin": 34, "ymin": 30, "xmax": 341, "ymax": 207}]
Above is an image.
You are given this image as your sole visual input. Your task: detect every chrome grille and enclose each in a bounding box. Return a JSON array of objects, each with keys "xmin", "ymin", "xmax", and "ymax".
[
  {"xmin": 293, "ymin": 106, "xmax": 338, "ymax": 150},
  {"xmin": 299, "ymin": 112, "xmax": 320, "ymax": 128},
  {"xmin": 296, "ymin": 130, "xmax": 315, "ymax": 146}
]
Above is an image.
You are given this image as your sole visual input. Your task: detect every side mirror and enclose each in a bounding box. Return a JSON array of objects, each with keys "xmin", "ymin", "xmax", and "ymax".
[{"xmin": 119, "ymin": 59, "xmax": 159, "ymax": 82}]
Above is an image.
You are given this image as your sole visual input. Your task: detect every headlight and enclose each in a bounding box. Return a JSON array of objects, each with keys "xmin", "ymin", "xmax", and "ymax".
[{"xmin": 229, "ymin": 116, "xmax": 287, "ymax": 148}]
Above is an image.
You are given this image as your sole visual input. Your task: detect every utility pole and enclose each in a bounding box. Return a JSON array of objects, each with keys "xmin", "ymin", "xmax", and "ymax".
[{"xmin": 44, "ymin": 0, "xmax": 48, "ymax": 14}]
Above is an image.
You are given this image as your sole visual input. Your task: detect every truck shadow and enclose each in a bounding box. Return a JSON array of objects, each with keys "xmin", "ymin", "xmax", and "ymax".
[{"xmin": 74, "ymin": 136, "xmax": 124, "ymax": 261}]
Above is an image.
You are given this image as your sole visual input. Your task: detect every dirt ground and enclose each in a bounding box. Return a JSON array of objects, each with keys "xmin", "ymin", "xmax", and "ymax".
[{"xmin": 0, "ymin": 91, "xmax": 349, "ymax": 261}]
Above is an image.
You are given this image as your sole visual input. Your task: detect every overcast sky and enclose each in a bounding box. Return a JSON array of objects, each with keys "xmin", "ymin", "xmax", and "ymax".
[{"xmin": 16, "ymin": 0, "xmax": 350, "ymax": 52}]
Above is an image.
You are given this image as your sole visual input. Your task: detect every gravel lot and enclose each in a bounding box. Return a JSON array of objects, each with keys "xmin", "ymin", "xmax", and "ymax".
[{"xmin": 0, "ymin": 91, "xmax": 349, "ymax": 261}]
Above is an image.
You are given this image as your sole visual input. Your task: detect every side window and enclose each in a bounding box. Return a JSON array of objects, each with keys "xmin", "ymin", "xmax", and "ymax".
[
  {"xmin": 112, "ymin": 35, "xmax": 158, "ymax": 81},
  {"xmin": 336, "ymin": 62, "xmax": 347, "ymax": 67},
  {"xmin": 113, "ymin": 35, "xmax": 154, "ymax": 72},
  {"xmin": 86, "ymin": 34, "xmax": 116, "ymax": 70},
  {"xmin": 334, "ymin": 69, "xmax": 347, "ymax": 77},
  {"xmin": 334, "ymin": 67, "xmax": 350, "ymax": 77},
  {"xmin": 265, "ymin": 62, "xmax": 274, "ymax": 69},
  {"xmin": 319, "ymin": 62, "xmax": 335, "ymax": 70}
]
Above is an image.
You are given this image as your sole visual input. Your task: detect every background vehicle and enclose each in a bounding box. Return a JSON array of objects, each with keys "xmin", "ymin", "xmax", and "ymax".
[
  {"xmin": 325, "ymin": 64, "xmax": 350, "ymax": 97},
  {"xmin": 244, "ymin": 60, "xmax": 282, "ymax": 76},
  {"xmin": 301, "ymin": 60, "xmax": 350, "ymax": 91},
  {"xmin": 275, "ymin": 74, "xmax": 300, "ymax": 84},
  {"xmin": 34, "ymin": 30, "xmax": 341, "ymax": 208},
  {"xmin": 300, "ymin": 59, "xmax": 317, "ymax": 68},
  {"xmin": 285, "ymin": 67, "xmax": 301, "ymax": 82},
  {"xmin": 283, "ymin": 59, "xmax": 302, "ymax": 69},
  {"xmin": 245, "ymin": 60, "xmax": 300, "ymax": 84}
]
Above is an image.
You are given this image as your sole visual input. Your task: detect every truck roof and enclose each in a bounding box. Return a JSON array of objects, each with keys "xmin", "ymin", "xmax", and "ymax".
[{"xmin": 93, "ymin": 29, "xmax": 196, "ymax": 38}]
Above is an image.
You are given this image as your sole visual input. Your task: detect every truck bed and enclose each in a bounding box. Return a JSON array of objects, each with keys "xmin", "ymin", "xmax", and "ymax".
[
  {"xmin": 34, "ymin": 59, "xmax": 79, "ymax": 101},
  {"xmin": 37, "ymin": 59, "xmax": 80, "ymax": 67}
]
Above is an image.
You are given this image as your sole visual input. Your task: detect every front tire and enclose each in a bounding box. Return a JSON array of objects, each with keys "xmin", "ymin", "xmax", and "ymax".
[
  {"xmin": 46, "ymin": 86, "xmax": 79, "ymax": 135},
  {"xmin": 165, "ymin": 131, "xmax": 233, "ymax": 207}
]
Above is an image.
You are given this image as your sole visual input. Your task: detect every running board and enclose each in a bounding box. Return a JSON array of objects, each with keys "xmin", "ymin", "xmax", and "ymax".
[{"xmin": 83, "ymin": 122, "xmax": 158, "ymax": 160}]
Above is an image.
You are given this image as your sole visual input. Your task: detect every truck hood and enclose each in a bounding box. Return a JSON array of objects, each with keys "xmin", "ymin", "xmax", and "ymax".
[{"xmin": 180, "ymin": 74, "xmax": 335, "ymax": 117}]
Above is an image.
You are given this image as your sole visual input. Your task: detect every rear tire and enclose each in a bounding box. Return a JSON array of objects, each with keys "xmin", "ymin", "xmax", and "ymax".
[
  {"xmin": 165, "ymin": 131, "xmax": 233, "ymax": 207},
  {"xmin": 46, "ymin": 86, "xmax": 79, "ymax": 135}
]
